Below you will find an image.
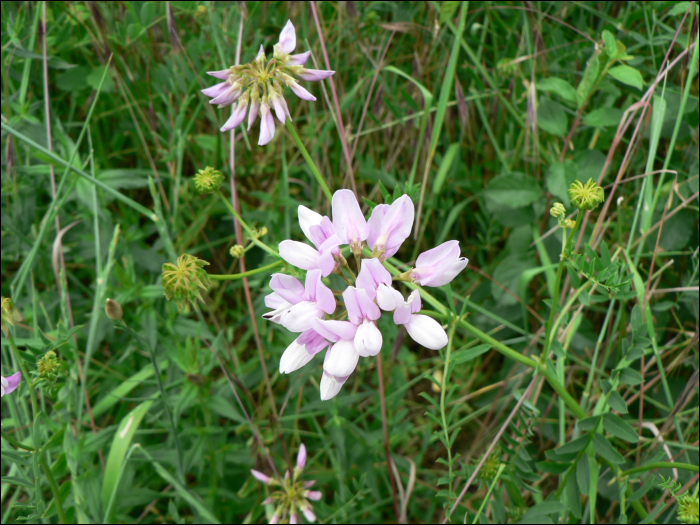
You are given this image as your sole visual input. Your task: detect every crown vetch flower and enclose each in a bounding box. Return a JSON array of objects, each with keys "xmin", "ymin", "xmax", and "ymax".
[
  {"xmin": 263, "ymin": 270, "xmax": 335, "ymax": 332},
  {"xmin": 406, "ymin": 240, "xmax": 469, "ymax": 287},
  {"xmin": 264, "ymin": 189, "xmax": 468, "ymax": 400},
  {"xmin": 251, "ymin": 442, "xmax": 322, "ymax": 524},
  {"xmin": 1, "ymin": 371, "xmax": 21, "ymax": 397},
  {"xmin": 202, "ymin": 20, "xmax": 334, "ymax": 145}
]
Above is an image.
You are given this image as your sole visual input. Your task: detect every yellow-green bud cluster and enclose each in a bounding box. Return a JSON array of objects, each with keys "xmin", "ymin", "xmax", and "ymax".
[
  {"xmin": 193, "ymin": 166, "xmax": 224, "ymax": 194},
  {"xmin": 229, "ymin": 245, "xmax": 245, "ymax": 258},
  {"xmin": 37, "ymin": 351, "xmax": 61, "ymax": 382},
  {"xmin": 162, "ymin": 254, "xmax": 212, "ymax": 312},
  {"xmin": 1, "ymin": 297, "xmax": 23, "ymax": 338},
  {"xmin": 677, "ymin": 493, "xmax": 699, "ymax": 524},
  {"xmin": 568, "ymin": 178, "xmax": 605, "ymax": 211},
  {"xmin": 550, "ymin": 202, "xmax": 567, "ymax": 227}
]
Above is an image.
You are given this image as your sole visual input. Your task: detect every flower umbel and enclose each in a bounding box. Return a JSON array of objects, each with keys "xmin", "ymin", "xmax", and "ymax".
[
  {"xmin": 162, "ymin": 254, "xmax": 212, "ymax": 312},
  {"xmin": 568, "ymin": 178, "xmax": 605, "ymax": 210},
  {"xmin": 202, "ymin": 20, "xmax": 334, "ymax": 145},
  {"xmin": 193, "ymin": 166, "xmax": 224, "ymax": 194},
  {"xmin": 252, "ymin": 443, "xmax": 322, "ymax": 523},
  {"xmin": 265, "ymin": 190, "xmax": 468, "ymax": 400}
]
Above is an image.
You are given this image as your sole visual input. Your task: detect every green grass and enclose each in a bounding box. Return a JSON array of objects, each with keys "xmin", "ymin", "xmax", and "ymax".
[{"xmin": 1, "ymin": 1, "xmax": 698, "ymax": 524}]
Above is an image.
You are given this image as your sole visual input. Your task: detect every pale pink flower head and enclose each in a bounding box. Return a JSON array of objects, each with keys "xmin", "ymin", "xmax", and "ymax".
[
  {"xmin": 312, "ymin": 318, "xmax": 360, "ymax": 378},
  {"xmin": 251, "ymin": 442, "xmax": 322, "ymax": 523},
  {"xmin": 380, "ymin": 289, "xmax": 448, "ymax": 350},
  {"xmin": 332, "ymin": 190, "xmax": 368, "ymax": 255},
  {"xmin": 356, "ymin": 258, "xmax": 392, "ymax": 300},
  {"xmin": 409, "ymin": 240, "xmax": 469, "ymax": 287},
  {"xmin": 367, "ymin": 195, "xmax": 415, "ymax": 259},
  {"xmin": 1, "ymin": 371, "xmax": 21, "ymax": 397},
  {"xmin": 202, "ymin": 20, "xmax": 333, "ymax": 145}
]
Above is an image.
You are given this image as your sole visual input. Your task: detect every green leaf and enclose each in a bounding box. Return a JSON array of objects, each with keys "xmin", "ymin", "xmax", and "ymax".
[
  {"xmin": 452, "ymin": 344, "xmax": 491, "ymax": 364},
  {"xmin": 521, "ymin": 501, "xmax": 568, "ymax": 519},
  {"xmin": 603, "ymin": 413, "xmax": 639, "ymax": 442},
  {"xmin": 607, "ymin": 390, "xmax": 628, "ymax": 414},
  {"xmin": 484, "ymin": 172, "xmax": 541, "ymax": 208},
  {"xmin": 607, "ymin": 65, "xmax": 644, "ymax": 90},
  {"xmin": 577, "ymin": 50, "xmax": 601, "ymax": 107},
  {"xmin": 592, "ymin": 434, "xmax": 625, "ymax": 464},
  {"xmin": 433, "ymin": 143, "xmax": 460, "ymax": 195},
  {"xmin": 546, "ymin": 435, "xmax": 589, "ymax": 460},
  {"xmin": 439, "ymin": 1, "xmax": 460, "ymax": 24},
  {"xmin": 491, "ymin": 256, "xmax": 536, "ymax": 305},
  {"xmin": 628, "ymin": 475, "xmax": 655, "ymax": 501},
  {"xmin": 578, "ymin": 416, "xmax": 601, "ymax": 432},
  {"xmin": 583, "ymin": 107, "xmax": 624, "ymax": 128},
  {"xmin": 576, "ymin": 454, "xmax": 590, "ymax": 495},
  {"xmin": 536, "ymin": 461, "xmax": 571, "ymax": 474},
  {"xmin": 537, "ymin": 77, "xmax": 577, "ymax": 104},
  {"xmin": 537, "ymin": 98, "xmax": 568, "ymax": 136},
  {"xmin": 602, "ymin": 30, "xmax": 617, "ymax": 58},
  {"xmin": 619, "ymin": 367, "xmax": 643, "ymax": 386},
  {"xmin": 101, "ymin": 400, "xmax": 154, "ymax": 511},
  {"xmin": 1, "ymin": 476, "xmax": 34, "ymax": 489},
  {"xmin": 546, "ymin": 160, "xmax": 578, "ymax": 205}
]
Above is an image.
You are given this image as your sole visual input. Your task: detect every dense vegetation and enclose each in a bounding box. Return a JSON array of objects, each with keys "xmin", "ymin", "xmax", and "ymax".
[{"xmin": 1, "ymin": 1, "xmax": 698, "ymax": 523}]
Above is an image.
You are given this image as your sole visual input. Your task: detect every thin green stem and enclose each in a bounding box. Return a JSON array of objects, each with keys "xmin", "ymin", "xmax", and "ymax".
[
  {"xmin": 118, "ymin": 322, "xmax": 184, "ymax": 483},
  {"xmin": 541, "ymin": 210, "xmax": 584, "ymax": 366},
  {"xmin": 39, "ymin": 454, "xmax": 67, "ymax": 524},
  {"xmin": 621, "ymin": 462, "xmax": 699, "ymax": 477},
  {"xmin": 0, "ymin": 429, "xmax": 34, "ymax": 451},
  {"xmin": 440, "ymin": 316, "xmax": 458, "ymax": 519},
  {"xmin": 209, "ymin": 260, "xmax": 284, "ymax": 280},
  {"xmin": 215, "ymin": 192, "xmax": 279, "ymax": 257},
  {"xmin": 285, "ymin": 120, "xmax": 333, "ymax": 201},
  {"xmin": 7, "ymin": 332, "xmax": 40, "ymax": 422}
]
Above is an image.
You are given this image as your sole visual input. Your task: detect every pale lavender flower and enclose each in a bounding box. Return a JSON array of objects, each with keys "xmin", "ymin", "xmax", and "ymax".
[
  {"xmin": 252, "ymin": 442, "xmax": 322, "ymax": 524},
  {"xmin": 311, "ymin": 319, "xmax": 360, "ymax": 378},
  {"xmin": 409, "ymin": 240, "xmax": 469, "ymax": 287},
  {"xmin": 342, "ymin": 287, "xmax": 382, "ymax": 357},
  {"xmin": 367, "ymin": 194, "xmax": 415, "ymax": 259},
  {"xmin": 263, "ymin": 271, "xmax": 335, "ymax": 332},
  {"xmin": 263, "ymin": 189, "xmax": 467, "ymax": 400},
  {"xmin": 1, "ymin": 371, "xmax": 21, "ymax": 397},
  {"xmin": 202, "ymin": 20, "xmax": 334, "ymax": 145}
]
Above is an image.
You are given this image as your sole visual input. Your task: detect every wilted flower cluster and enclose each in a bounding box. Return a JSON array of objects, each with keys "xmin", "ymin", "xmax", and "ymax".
[
  {"xmin": 264, "ymin": 190, "xmax": 469, "ymax": 400},
  {"xmin": 251, "ymin": 443, "xmax": 322, "ymax": 524},
  {"xmin": 202, "ymin": 20, "xmax": 334, "ymax": 145}
]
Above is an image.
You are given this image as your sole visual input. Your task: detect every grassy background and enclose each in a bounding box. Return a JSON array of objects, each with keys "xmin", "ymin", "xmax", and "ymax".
[{"xmin": 1, "ymin": 1, "xmax": 698, "ymax": 523}]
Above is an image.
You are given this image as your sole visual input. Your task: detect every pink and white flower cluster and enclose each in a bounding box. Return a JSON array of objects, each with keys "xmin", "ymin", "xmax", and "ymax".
[
  {"xmin": 251, "ymin": 443, "xmax": 321, "ymax": 524},
  {"xmin": 264, "ymin": 190, "xmax": 469, "ymax": 400},
  {"xmin": 202, "ymin": 20, "xmax": 334, "ymax": 145}
]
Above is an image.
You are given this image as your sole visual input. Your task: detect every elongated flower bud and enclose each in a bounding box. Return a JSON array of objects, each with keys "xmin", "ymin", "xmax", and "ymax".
[{"xmin": 105, "ymin": 298, "xmax": 123, "ymax": 320}]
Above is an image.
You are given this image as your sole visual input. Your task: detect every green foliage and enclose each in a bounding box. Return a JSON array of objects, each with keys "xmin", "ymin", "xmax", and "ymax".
[{"xmin": 1, "ymin": 2, "xmax": 698, "ymax": 524}]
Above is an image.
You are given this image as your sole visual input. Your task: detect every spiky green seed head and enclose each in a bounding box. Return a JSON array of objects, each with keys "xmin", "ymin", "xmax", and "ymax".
[
  {"xmin": 193, "ymin": 166, "xmax": 224, "ymax": 194},
  {"xmin": 568, "ymin": 178, "xmax": 605, "ymax": 211},
  {"xmin": 162, "ymin": 254, "xmax": 212, "ymax": 312}
]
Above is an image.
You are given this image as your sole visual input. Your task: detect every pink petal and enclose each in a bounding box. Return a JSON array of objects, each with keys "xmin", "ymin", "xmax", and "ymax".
[
  {"xmin": 278, "ymin": 20, "xmax": 297, "ymax": 54},
  {"xmin": 251, "ymin": 469, "xmax": 272, "ymax": 484},
  {"xmin": 289, "ymin": 81, "xmax": 316, "ymax": 101},
  {"xmin": 279, "ymin": 338, "xmax": 315, "ymax": 374},
  {"xmin": 220, "ymin": 100, "xmax": 248, "ymax": 132},
  {"xmin": 302, "ymin": 507, "xmax": 317, "ymax": 523},
  {"xmin": 207, "ymin": 69, "xmax": 232, "ymax": 80},
  {"xmin": 279, "ymin": 241, "xmax": 321, "ymax": 271},
  {"xmin": 247, "ymin": 98, "xmax": 260, "ymax": 130},
  {"xmin": 297, "ymin": 329, "xmax": 331, "ymax": 355},
  {"xmin": 264, "ymin": 292, "xmax": 288, "ymax": 310},
  {"xmin": 377, "ymin": 195, "xmax": 414, "ymax": 257},
  {"xmin": 415, "ymin": 240, "xmax": 460, "ymax": 269},
  {"xmin": 393, "ymin": 304, "xmax": 412, "ymax": 325},
  {"xmin": 201, "ymin": 82, "xmax": 229, "ymax": 98},
  {"xmin": 323, "ymin": 339, "xmax": 360, "ymax": 377},
  {"xmin": 304, "ymin": 269, "xmax": 336, "ymax": 315},
  {"xmin": 258, "ymin": 104, "xmax": 276, "ymax": 145},
  {"xmin": 298, "ymin": 205, "xmax": 324, "ymax": 242},
  {"xmin": 405, "ymin": 314, "xmax": 448, "ymax": 350},
  {"xmin": 406, "ymin": 289, "xmax": 422, "ymax": 314},
  {"xmin": 422, "ymin": 257, "xmax": 469, "ymax": 287},
  {"xmin": 311, "ymin": 318, "xmax": 357, "ymax": 342},
  {"xmin": 306, "ymin": 490, "xmax": 322, "ymax": 501},
  {"xmin": 210, "ymin": 85, "xmax": 243, "ymax": 107},
  {"xmin": 288, "ymin": 50, "xmax": 311, "ymax": 66},
  {"xmin": 356, "ymin": 288, "xmax": 381, "ymax": 320},
  {"xmin": 296, "ymin": 443, "xmax": 307, "ymax": 470},
  {"xmin": 320, "ymin": 371, "xmax": 347, "ymax": 400},
  {"xmin": 377, "ymin": 284, "xmax": 403, "ymax": 311},
  {"xmin": 332, "ymin": 189, "xmax": 368, "ymax": 245},
  {"xmin": 354, "ymin": 319, "xmax": 382, "ymax": 357},
  {"xmin": 1, "ymin": 372, "xmax": 21, "ymax": 397},
  {"xmin": 271, "ymin": 95, "xmax": 288, "ymax": 124},
  {"xmin": 298, "ymin": 68, "xmax": 335, "ymax": 81},
  {"xmin": 269, "ymin": 273, "xmax": 305, "ymax": 304},
  {"xmin": 367, "ymin": 204, "xmax": 388, "ymax": 251},
  {"xmin": 281, "ymin": 301, "xmax": 325, "ymax": 333},
  {"xmin": 356, "ymin": 258, "xmax": 392, "ymax": 299},
  {"xmin": 316, "ymin": 249, "xmax": 338, "ymax": 277}
]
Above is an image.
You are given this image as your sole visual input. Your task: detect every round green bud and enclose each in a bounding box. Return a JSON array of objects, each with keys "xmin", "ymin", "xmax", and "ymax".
[
  {"xmin": 229, "ymin": 245, "xmax": 245, "ymax": 258},
  {"xmin": 568, "ymin": 178, "xmax": 605, "ymax": 210},
  {"xmin": 193, "ymin": 167, "xmax": 224, "ymax": 194}
]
